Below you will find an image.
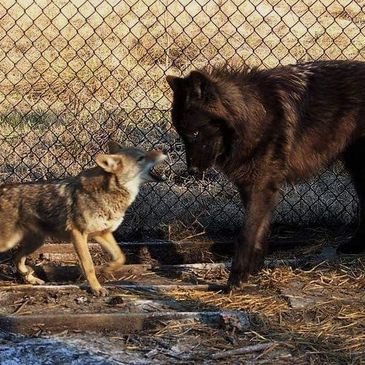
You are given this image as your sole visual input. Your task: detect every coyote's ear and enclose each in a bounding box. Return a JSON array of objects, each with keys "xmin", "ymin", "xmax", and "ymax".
[
  {"xmin": 188, "ymin": 71, "xmax": 217, "ymax": 101},
  {"xmin": 108, "ymin": 140, "xmax": 123, "ymax": 154},
  {"xmin": 96, "ymin": 154, "xmax": 124, "ymax": 173},
  {"xmin": 166, "ymin": 75, "xmax": 184, "ymax": 92}
]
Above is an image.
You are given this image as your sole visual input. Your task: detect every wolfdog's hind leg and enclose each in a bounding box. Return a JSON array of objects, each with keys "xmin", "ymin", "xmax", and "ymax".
[
  {"xmin": 338, "ymin": 138, "xmax": 365, "ymax": 254},
  {"xmin": 14, "ymin": 235, "xmax": 45, "ymax": 285}
]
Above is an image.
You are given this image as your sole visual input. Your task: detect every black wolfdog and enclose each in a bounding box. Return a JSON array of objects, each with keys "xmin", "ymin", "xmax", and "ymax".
[{"xmin": 167, "ymin": 60, "xmax": 365, "ymax": 289}]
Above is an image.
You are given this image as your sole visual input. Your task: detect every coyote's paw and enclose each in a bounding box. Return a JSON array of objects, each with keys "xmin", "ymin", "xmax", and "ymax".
[
  {"xmin": 102, "ymin": 257, "xmax": 125, "ymax": 274},
  {"xmin": 23, "ymin": 270, "xmax": 45, "ymax": 285},
  {"xmin": 91, "ymin": 286, "xmax": 109, "ymax": 297},
  {"xmin": 27, "ymin": 276, "xmax": 45, "ymax": 285}
]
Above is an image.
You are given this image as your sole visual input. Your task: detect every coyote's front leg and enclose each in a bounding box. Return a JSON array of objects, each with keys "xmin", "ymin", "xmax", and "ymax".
[
  {"xmin": 71, "ymin": 229, "xmax": 108, "ymax": 296},
  {"xmin": 94, "ymin": 231, "xmax": 126, "ymax": 274}
]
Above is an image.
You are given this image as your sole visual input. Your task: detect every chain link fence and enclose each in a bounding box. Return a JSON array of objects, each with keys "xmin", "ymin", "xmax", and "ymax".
[{"xmin": 0, "ymin": 0, "xmax": 363, "ymax": 239}]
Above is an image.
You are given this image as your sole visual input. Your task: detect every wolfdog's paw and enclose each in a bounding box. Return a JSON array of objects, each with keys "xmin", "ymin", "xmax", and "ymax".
[
  {"xmin": 337, "ymin": 240, "xmax": 365, "ymax": 255},
  {"xmin": 226, "ymin": 249, "xmax": 264, "ymax": 291},
  {"xmin": 91, "ymin": 286, "xmax": 109, "ymax": 297},
  {"xmin": 226, "ymin": 270, "xmax": 250, "ymax": 292}
]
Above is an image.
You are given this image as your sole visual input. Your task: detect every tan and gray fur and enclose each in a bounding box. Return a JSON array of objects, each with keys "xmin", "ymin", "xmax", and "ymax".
[{"xmin": 0, "ymin": 141, "xmax": 166, "ymax": 296}]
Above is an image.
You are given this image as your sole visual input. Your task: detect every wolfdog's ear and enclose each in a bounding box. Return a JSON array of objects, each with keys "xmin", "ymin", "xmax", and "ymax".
[
  {"xmin": 96, "ymin": 154, "xmax": 124, "ymax": 173},
  {"xmin": 189, "ymin": 71, "xmax": 216, "ymax": 101},
  {"xmin": 166, "ymin": 75, "xmax": 183, "ymax": 92},
  {"xmin": 108, "ymin": 140, "xmax": 123, "ymax": 154}
]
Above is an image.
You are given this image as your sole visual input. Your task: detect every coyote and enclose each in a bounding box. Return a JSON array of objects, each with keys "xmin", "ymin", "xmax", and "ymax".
[
  {"xmin": 0, "ymin": 141, "xmax": 166, "ymax": 296},
  {"xmin": 167, "ymin": 60, "xmax": 365, "ymax": 289}
]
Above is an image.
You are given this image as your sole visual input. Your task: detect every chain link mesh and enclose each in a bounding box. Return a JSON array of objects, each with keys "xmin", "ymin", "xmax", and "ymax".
[{"xmin": 0, "ymin": 0, "xmax": 363, "ymax": 239}]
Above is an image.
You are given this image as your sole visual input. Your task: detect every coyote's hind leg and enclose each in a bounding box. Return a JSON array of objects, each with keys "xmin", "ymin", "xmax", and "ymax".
[{"xmin": 14, "ymin": 235, "xmax": 45, "ymax": 285}]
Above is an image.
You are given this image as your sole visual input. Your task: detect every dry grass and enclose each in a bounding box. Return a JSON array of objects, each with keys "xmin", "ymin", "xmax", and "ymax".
[
  {"xmin": 167, "ymin": 257, "xmax": 365, "ymax": 364},
  {"xmin": 0, "ymin": 0, "xmax": 364, "ymax": 114}
]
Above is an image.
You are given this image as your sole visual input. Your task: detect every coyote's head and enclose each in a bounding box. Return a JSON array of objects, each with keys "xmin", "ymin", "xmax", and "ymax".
[{"xmin": 95, "ymin": 141, "xmax": 167, "ymax": 184}]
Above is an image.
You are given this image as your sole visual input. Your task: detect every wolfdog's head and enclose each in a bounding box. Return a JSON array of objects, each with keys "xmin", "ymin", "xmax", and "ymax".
[
  {"xmin": 167, "ymin": 66, "xmax": 266, "ymax": 177},
  {"xmin": 166, "ymin": 70, "xmax": 237, "ymax": 174},
  {"xmin": 95, "ymin": 141, "xmax": 167, "ymax": 184}
]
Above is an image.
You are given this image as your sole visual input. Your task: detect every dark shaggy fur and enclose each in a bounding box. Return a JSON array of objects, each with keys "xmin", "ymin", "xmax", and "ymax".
[{"xmin": 167, "ymin": 60, "xmax": 365, "ymax": 289}]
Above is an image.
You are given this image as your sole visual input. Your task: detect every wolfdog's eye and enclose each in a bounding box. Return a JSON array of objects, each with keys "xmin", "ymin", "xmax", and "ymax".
[
  {"xmin": 193, "ymin": 131, "xmax": 199, "ymax": 137},
  {"xmin": 137, "ymin": 156, "xmax": 144, "ymax": 162}
]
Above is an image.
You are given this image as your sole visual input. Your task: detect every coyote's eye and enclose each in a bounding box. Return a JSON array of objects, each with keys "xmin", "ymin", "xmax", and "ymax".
[
  {"xmin": 193, "ymin": 131, "xmax": 199, "ymax": 138},
  {"xmin": 137, "ymin": 156, "xmax": 144, "ymax": 162}
]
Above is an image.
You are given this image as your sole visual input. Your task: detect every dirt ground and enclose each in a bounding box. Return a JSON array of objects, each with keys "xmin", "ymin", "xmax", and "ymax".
[
  {"xmin": 0, "ymin": 227, "xmax": 363, "ymax": 364},
  {"xmin": 0, "ymin": 1, "xmax": 364, "ymax": 363}
]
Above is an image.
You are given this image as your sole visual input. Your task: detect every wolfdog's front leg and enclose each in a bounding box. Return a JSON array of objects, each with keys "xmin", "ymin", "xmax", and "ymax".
[
  {"xmin": 228, "ymin": 182, "xmax": 279, "ymax": 290},
  {"xmin": 71, "ymin": 229, "xmax": 107, "ymax": 296}
]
